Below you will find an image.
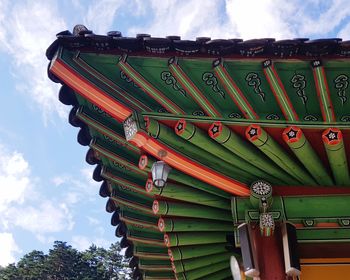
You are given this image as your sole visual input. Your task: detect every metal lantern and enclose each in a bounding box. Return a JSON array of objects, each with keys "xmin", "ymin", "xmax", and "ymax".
[
  {"xmin": 151, "ymin": 161, "xmax": 172, "ymax": 188},
  {"xmin": 259, "ymin": 212, "xmax": 275, "ymax": 237}
]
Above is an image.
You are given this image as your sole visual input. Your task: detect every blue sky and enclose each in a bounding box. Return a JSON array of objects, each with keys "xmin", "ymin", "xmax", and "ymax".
[{"xmin": 1, "ymin": 0, "xmax": 350, "ymax": 266}]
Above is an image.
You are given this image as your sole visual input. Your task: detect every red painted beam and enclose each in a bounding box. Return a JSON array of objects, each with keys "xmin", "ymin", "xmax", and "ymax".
[
  {"xmin": 273, "ymin": 185, "xmax": 350, "ymax": 196},
  {"xmin": 251, "ymin": 223, "xmax": 286, "ymax": 280},
  {"xmin": 130, "ymin": 131, "xmax": 250, "ymax": 196},
  {"xmin": 50, "ymin": 58, "xmax": 132, "ymax": 122}
]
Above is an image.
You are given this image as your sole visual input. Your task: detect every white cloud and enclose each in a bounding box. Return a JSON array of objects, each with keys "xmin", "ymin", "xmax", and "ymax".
[
  {"xmin": 53, "ymin": 167, "xmax": 100, "ymax": 205},
  {"xmin": 127, "ymin": 0, "xmax": 237, "ymax": 39},
  {"xmin": 87, "ymin": 216, "xmax": 101, "ymax": 226},
  {"xmin": 0, "ymin": 145, "xmax": 31, "ymax": 213},
  {"xmin": 225, "ymin": 0, "xmax": 297, "ymax": 39},
  {"xmin": 226, "ymin": 0, "xmax": 350, "ymax": 40},
  {"xmin": 0, "ymin": 142, "xmax": 76, "ymax": 265},
  {"xmin": 0, "ymin": 233, "xmax": 21, "ymax": 267},
  {"xmin": 76, "ymin": 167, "xmax": 100, "ymax": 198},
  {"xmin": 338, "ymin": 20, "xmax": 350, "ymax": 39},
  {"xmin": 84, "ymin": 0, "xmax": 123, "ymax": 34},
  {"xmin": 5, "ymin": 202, "xmax": 74, "ymax": 233},
  {"xmin": 0, "ymin": 142, "xmax": 74, "ymax": 233},
  {"xmin": 0, "ymin": 0, "xmax": 68, "ymax": 123},
  {"xmin": 0, "ymin": 0, "xmax": 8, "ymax": 50},
  {"xmin": 52, "ymin": 175, "xmax": 68, "ymax": 187},
  {"xmin": 95, "ymin": 226, "xmax": 106, "ymax": 236},
  {"xmin": 64, "ymin": 192, "xmax": 81, "ymax": 205},
  {"xmin": 126, "ymin": 0, "xmax": 350, "ymax": 41},
  {"xmin": 298, "ymin": 0, "xmax": 350, "ymax": 36}
]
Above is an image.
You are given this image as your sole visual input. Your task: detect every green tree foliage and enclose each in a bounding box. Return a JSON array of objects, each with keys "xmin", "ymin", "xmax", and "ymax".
[{"xmin": 0, "ymin": 241, "xmax": 131, "ymax": 280}]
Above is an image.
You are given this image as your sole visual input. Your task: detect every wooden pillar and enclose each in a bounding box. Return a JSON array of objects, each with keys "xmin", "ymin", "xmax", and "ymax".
[{"xmin": 250, "ymin": 222, "xmax": 286, "ymax": 280}]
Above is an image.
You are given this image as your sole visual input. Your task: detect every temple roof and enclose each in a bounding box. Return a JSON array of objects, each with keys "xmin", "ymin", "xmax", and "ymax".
[{"xmin": 47, "ymin": 25, "xmax": 350, "ymax": 280}]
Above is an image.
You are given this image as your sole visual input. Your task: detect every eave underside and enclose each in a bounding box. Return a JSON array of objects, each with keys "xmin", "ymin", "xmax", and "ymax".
[{"xmin": 47, "ymin": 33, "xmax": 350, "ymax": 280}]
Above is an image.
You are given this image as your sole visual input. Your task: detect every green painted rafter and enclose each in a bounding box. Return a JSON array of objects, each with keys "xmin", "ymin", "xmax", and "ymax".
[
  {"xmin": 158, "ymin": 217, "xmax": 233, "ymax": 232},
  {"xmin": 118, "ymin": 55, "xmax": 185, "ymax": 114},
  {"xmin": 152, "ymin": 200, "xmax": 231, "ymax": 221},
  {"xmin": 164, "ymin": 232, "xmax": 227, "ymax": 247},
  {"xmin": 263, "ymin": 59, "xmax": 299, "ymax": 121},
  {"xmin": 73, "ymin": 52, "xmax": 152, "ymax": 112},
  {"xmin": 246, "ymin": 124, "xmax": 317, "ymax": 185},
  {"xmin": 283, "ymin": 126, "xmax": 334, "ymax": 186},
  {"xmin": 209, "ymin": 121, "xmax": 298, "ymax": 185},
  {"xmin": 213, "ymin": 59, "xmax": 259, "ymax": 119},
  {"xmin": 139, "ymin": 154, "xmax": 231, "ymax": 199},
  {"xmin": 168, "ymin": 243, "xmax": 229, "ymax": 261},
  {"xmin": 145, "ymin": 179, "xmax": 231, "ymax": 210},
  {"xmin": 322, "ymin": 128, "xmax": 350, "ymax": 185},
  {"xmin": 142, "ymin": 111, "xmax": 350, "ymax": 129},
  {"xmin": 175, "ymin": 119, "xmax": 282, "ymax": 184},
  {"xmin": 168, "ymin": 57, "xmax": 221, "ymax": 117},
  {"xmin": 101, "ymin": 167, "xmax": 151, "ymax": 197},
  {"xmin": 175, "ymin": 260, "xmax": 229, "ymax": 280},
  {"xmin": 311, "ymin": 60, "xmax": 336, "ymax": 122},
  {"xmin": 90, "ymin": 138, "xmax": 146, "ymax": 177},
  {"xmin": 172, "ymin": 252, "xmax": 232, "ymax": 274},
  {"xmin": 50, "ymin": 50, "xmax": 132, "ymax": 122},
  {"xmin": 76, "ymin": 105, "xmax": 140, "ymax": 153}
]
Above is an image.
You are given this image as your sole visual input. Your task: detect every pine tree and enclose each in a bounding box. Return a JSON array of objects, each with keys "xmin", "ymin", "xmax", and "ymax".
[{"xmin": 0, "ymin": 241, "xmax": 131, "ymax": 280}]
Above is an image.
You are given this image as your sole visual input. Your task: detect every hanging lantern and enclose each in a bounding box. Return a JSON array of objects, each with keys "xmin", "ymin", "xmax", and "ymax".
[
  {"xmin": 151, "ymin": 161, "xmax": 172, "ymax": 188},
  {"xmin": 259, "ymin": 212, "xmax": 275, "ymax": 237}
]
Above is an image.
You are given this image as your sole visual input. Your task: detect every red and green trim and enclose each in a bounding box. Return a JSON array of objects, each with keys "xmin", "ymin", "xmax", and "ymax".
[
  {"xmin": 164, "ymin": 232, "xmax": 227, "ymax": 247},
  {"xmin": 101, "ymin": 167, "xmax": 151, "ymax": 197},
  {"xmin": 213, "ymin": 61, "xmax": 258, "ymax": 119},
  {"xmin": 120, "ymin": 215, "xmax": 159, "ymax": 232},
  {"xmin": 168, "ymin": 244, "xmax": 229, "ymax": 261},
  {"xmin": 158, "ymin": 217, "xmax": 233, "ymax": 232},
  {"xmin": 246, "ymin": 124, "xmax": 317, "ymax": 185},
  {"xmin": 90, "ymin": 140, "xmax": 146, "ymax": 177},
  {"xmin": 175, "ymin": 261, "xmax": 230, "ymax": 280},
  {"xmin": 175, "ymin": 119, "xmax": 277, "ymax": 183},
  {"xmin": 152, "ymin": 200, "xmax": 231, "ymax": 221},
  {"xmin": 208, "ymin": 121, "xmax": 296, "ymax": 185},
  {"xmin": 171, "ymin": 252, "xmax": 231, "ymax": 274},
  {"xmin": 282, "ymin": 126, "xmax": 333, "ymax": 186},
  {"xmin": 110, "ymin": 196, "xmax": 153, "ymax": 214},
  {"xmin": 76, "ymin": 106, "xmax": 140, "ymax": 154},
  {"xmin": 263, "ymin": 60, "xmax": 298, "ymax": 121},
  {"xmin": 130, "ymin": 130, "xmax": 250, "ymax": 196},
  {"xmin": 118, "ymin": 56, "xmax": 184, "ymax": 114},
  {"xmin": 134, "ymin": 251, "xmax": 170, "ymax": 261},
  {"xmin": 139, "ymin": 259, "xmax": 172, "ymax": 272},
  {"xmin": 168, "ymin": 57, "xmax": 221, "ymax": 117},
  {"xmin": 50, "ymin": 57, "xmax": 132, "ymax": 122},
  {"xmin": 146, "ymin": 179, "xmax": 230, "ymax": 210},
  {"xmin": 322, "ymin": 128, "xmax": 350, "ymax": 185},
  {"xmin": 140, "ymin": 154, "xmax": 231, "ymax": 199},
  {"xmin": 311, "ymin": 60, "xmax": 336, "ymax": 122},
  {"xmin": 73, "ymin": 53, "xmax": 152, "ymax": 112},
  {"xmin": 127, "ymin": 233, "xmax": 166, "ymax": 247}
]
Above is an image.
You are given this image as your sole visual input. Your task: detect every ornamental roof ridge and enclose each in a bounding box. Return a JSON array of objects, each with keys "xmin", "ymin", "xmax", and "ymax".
[{"xmin": 46, "ymin": 24, "xmax": 350, "ymax": 60}]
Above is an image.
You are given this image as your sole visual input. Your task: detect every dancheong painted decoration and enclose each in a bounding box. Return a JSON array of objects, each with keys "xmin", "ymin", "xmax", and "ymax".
[{"xmin": 47, "ymin": 24, "xmax": 350, "ymax": 280}]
